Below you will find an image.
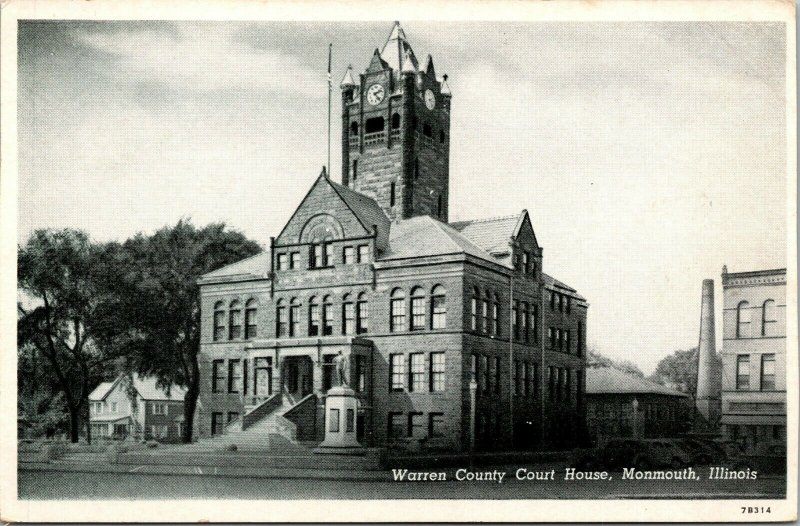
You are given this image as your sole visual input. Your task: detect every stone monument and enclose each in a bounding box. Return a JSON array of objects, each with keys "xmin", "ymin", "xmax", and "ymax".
[{"xmin": 314, "ymin": 352, "xmax": 364, "ymax": 454}]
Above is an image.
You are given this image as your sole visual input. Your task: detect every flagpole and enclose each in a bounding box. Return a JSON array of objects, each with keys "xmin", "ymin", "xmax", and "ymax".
[{"xmin": 327, "ymin": 43, "xmax": 332, "ymax": 178}]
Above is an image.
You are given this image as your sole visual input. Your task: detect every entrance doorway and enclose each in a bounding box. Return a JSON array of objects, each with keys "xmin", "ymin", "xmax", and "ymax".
[
  {"xmin": 282, "ymin": 356, "xmax": 314, "ymax": 404},
  {"xmin": 253, "ymin": 357, "xmax": 272, "ymax": 404}
]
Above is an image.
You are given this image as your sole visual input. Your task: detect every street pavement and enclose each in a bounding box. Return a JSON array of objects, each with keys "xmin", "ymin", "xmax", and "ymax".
[{"xmin": 18, "ymin": 466, "xmax": 785, "ymax": 500}]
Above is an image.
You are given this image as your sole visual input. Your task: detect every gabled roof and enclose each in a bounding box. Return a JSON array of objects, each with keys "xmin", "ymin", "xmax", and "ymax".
[
  {"xmin": 586, "ymin": 366, "xmax": 688, "ymax": 397},
  {"xmin": 200, "ymin": 251, "xmax": 270, "ymax": 281},
  {"xmin": 381, "ymin": 215, "xmax": 498, "ymax": 264},
  {"xmin": 132, "ymin": 375, "xmax": 187, "ymax": 401},
  {"xmin": 380, "ymin": 21, "xmax": 418, "ymax": 78},
  {"xmin": 327, "ymin": 179, "xmax": 390, "ymax": 250},
  {"xmin": 89, "ymin": 381, "xmax": 117, "ymax": 401},
  {"xmin": 542, "ymin": 272, "xmax": 586, "ymax": 302},
  {"xmin": 450, "ymin": 213, "xmax": 519, "ymax": 256}
]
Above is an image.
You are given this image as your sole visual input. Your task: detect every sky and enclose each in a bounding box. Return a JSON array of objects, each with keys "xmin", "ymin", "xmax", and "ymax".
[{"xmin": 17, "ymin": 21, "xmax": 788, "ymax": 374}]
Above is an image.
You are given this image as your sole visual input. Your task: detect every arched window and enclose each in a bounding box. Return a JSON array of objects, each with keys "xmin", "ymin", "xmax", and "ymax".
[
  {"xmin": 390, "ymin": 288, "xmax": 406, "ymax": 332},
  {"xmin": 308, "ymin": 296, "xmax": 320, "ymax": 336},
  {"xmin": 471, "ymin": 288, "xmax": 479, "ymax": 331},
  {"xmin": 522, "ymin": 302, "xmax": 529, "ymax": 343},
  {"xmin": 342, "ymin": 294, "xmax": 355, "ymax": 335},
  {"xmin": 213, "ymin": 301, "xmax": 226, "ymax": 341},
  {"xmin": 493, "ymin": 294, "xmax": 500, "ymax": 337},
  {"xmin": 276, "ymin": 299, "xmax": 287, "ymax": 337},
  {"xmin": 244, "ymin": 299, "xmax": 258, "ymax": 339},
  {"xmin": 350, "ymin": 121, "xmax": 359, "ymax": 136},
  {"xmin": 410, "ymin": 287, "xmax": 426, "ymax": 330},
  {"xmin": 512, "ymin": 301, "xmax": 519, "ymax": 340},
  {"xmin": 365, "ymin": 116, "xmax": 385, "ymax": 133},
  {"xmin": 356, "ymin": 292, "xmax": 369, "ymax": 334},
  {"xmin": 736, "ymin": 301, "xmax": 751, "ymax": 338},
  {"xmin": 391, "ymin": 113, "xmax": 401, "ymax": 129},
  {"xmin": 762, "ymin": 299, "xmax": 777, "ymax": 336},
  {"xmin": 482, "ymin": 290, "xmax": 490, "ymax": 334},
  {"xmin": 228, "ymin": 300, "xmax": 242, "ymax": 340},
  {"xmin": 289, "ymin": 298, "xmax": 300, "ymax": 337},
  {"xmin": 423, "ymin": 122, "xmax": 433, "ymax": 138},
  {"xmin": 431, "ymin": 285, "xmax": 446, "ymax": 329},
  {"xmin": 322, "ymin": 295, "xmax": 333, "ymax": 336}
]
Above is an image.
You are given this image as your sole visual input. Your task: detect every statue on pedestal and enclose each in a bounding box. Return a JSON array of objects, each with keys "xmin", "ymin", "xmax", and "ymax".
[{"xmin": 333, "ymin": 351, "xmax": 349, "ymax": 387}]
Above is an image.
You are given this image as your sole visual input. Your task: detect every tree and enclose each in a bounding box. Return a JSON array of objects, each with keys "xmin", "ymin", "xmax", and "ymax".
[
  {"xmin": 102, "ymin": 220, "xmax": 261, "ymax": 443},
  {"xmin": 18, "ymin": 229, "xmax": 119, "ymax": 442},
  {"xmin": 587, "ymin": 348, "xmax": 645, "ymax": 378},
  {"xmin": 650, "ymin": 348, "xmax": 702, "ymax": 394}
]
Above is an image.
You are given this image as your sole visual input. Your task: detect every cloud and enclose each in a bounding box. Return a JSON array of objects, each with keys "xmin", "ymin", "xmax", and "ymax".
[{"xmin": 71, "ymin": 22, "xmax": 326, "ymax": 98}]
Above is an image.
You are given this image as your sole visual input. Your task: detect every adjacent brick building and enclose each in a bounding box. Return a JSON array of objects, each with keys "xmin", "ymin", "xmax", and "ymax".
[
  {"xmin": 195, "ymin": 22, "xmax": 588, "ymax": 453},
  {"xmin": 720, "ymin": 267, "xmax": 786, "ymax": 452}
]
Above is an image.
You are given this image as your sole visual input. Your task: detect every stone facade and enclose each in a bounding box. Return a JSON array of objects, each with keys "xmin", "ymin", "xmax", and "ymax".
[
  {"xmin": 195, "ymin": 22, "xmax": 588, "ymax": 453},
  {"xmin": 720, "ymin": 267, "xmax": 787, "ymax": 452}
]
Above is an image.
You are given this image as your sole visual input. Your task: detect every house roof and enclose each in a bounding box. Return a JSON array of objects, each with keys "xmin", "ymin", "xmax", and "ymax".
[
  {"xmin": 586, "ymin": 366, "xmax": 688, "ymax": 397},
  {"xmin": 450, "ymin": 214, "xmax": 519, "ymax": 256},
  {"xmin": 380, "ymin": 21, "xmax": 418, "ymax": 78},
  {"xmin": 90, "ymin": 375, "xmax": 187, "ymax": 403},
  {"xmin": 542, "ymin": 272, "xmax": 586, "ymax": 302},
  {"xmin": 381, "ymin": 215, "xmax": 499, "ymax": 263},
  {"xmin": 132, "ymin": 375, "xmax": 187, "ymax": 401},
  {"xmin": 89, "ymin": 381, "xmax": 117, "ymax": 401},
  {"xmin": 200, "ymin": 251, "xmax": 271, "ymax": 281}
]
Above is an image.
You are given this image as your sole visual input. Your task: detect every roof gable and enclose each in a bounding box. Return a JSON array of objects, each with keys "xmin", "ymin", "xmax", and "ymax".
[
  {"xmin": 275, "ymin": 170, "xmax": 385, "ymax": 247},
  {"xmin": 513, "ymin": 210, "xmax": 540, "ymax": 250},
  {"xmin": 382, "ymin": 215, "xmax": 498, "ymax": 263}
]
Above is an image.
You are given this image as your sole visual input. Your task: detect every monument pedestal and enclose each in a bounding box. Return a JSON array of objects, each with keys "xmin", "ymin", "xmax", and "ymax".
[{"xmin": 314, "ymin": 385, "xmax": 365, "ymax": 455}]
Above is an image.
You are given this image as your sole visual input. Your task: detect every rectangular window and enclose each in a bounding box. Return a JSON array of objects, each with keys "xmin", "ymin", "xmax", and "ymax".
[
  {"xmin": 563, "ymin": 330, "xmax": 570, "ymax": 353},
  {"xmin": 549, "ymin": 327, "xmax": 555, "ymax": 349},
  {"xmin": 390, "ymin": 354, "xmax": 406, "ymax": 391},
  {"xmin": 471, "ymin": 353, "xmax": 478, "ymax": 382},
  {"xmin": 523, "ymin": 362, "xmax": 530, "ymax": 396},
  {"xmin": 736, "ymin": 355, "xmax": 750, "ymax": 390},
  {"xmin": 481, "ymin": 300, "xmax": 489, "ymax": 333},
  {"xmin": 523, "ymin": 251, "xmax": 530, "ymax": 273},
  {"xmin": 212, "ymin": 359, "xmax": 225, "ymax": 393},
  {"xmin": 325, "ymin": 243, "xmax": 334, "ymax": 266},
  {"xmin": 229, "ymin": 307, "xmax": 242, "ymax": 340},
  {"xmin": 328, "ymin": 409, "xmax": 340, "ymax": 432},
  {"xmin": 355, "ymin": 355, "xmax": 366, "ymax": 392},
  {"xmin": 228, "ymin": 359, "xmax": 242, "ymax": 393},
  {"xmin": 556, "ymin": 329, "xmax": 563, "ymax": 350},
  {"xmin": 559, "ymin": 294, "xmax": 564, "ymax": 312},
  {"xmin": 390, "ymin": 182, "xmax": 396, "ymax": 207},
  {"xmin": 322, "ymin": 302, "xmax": 333, "ymax": 335},
  {"xmin": 211, "ymin": 412, "xmax": 223, "ymax": 435},
  {"xmin": 492, "ymin": 302, "xmax": 500, "ymax": 336},
  {"xmin": 357, "ymin": 299, "xmax": 369, "ymax": 334},
  {"xmin": 343, "ymin": 246, "xmax": 355, "ymax": 264},
  {"xmin": 277, "ymin": 253, "xmax": 287, "ymax": 270},
  {"xmin": 761, "ymin": 354, "xmax": 776, "ymax": 391},
  {"xmin": 577, "ymin": 320, "xmax": 583, "ymax": 356},
  {"xmin": 411, "ymin": 296, "xmax": 425, "ymax": 330},
  {"xmin": 428, "ymin": 412, "xmax": 445, "ymax": 438},
  {"xmin": 550, "ymin": 291, "xmax": 556, "ymax": 310},
  {"xmin": 494, "ymin": 356, "xmax": 501, "ymax": 394},
  {"xmin": 548, "ymin": 366, "xmax": 555, "ymax": 400},
  {"xmin": 312, "ymin": 244, "xmax": 323, "ymax": 268},
  {"xmin": 357, "ymin": 244, "xmax": 370, "ymax": 263},
  {"xmin": 532, "ymin": 363, "xmax": 539, "ymax": 398},
  {"xmin": 532, "ymin": 305, "xmax": 538, "ymax": 342},
  {"xmin": 488, "ymin": 356, "xmax": 495, "ymax": 394},
  {"xmin": 152, "ymin": 403, "xmax": 166, "ymax": 415},
  {"xmin": 408, "ymin": 412, "xmax": 424, "ymax": 438},
  {"xmin": 564, "ymin": 368, "xmax": 571, "ymax": 403},
  {"xmin": 566, "ymin": 296, "xmax": 572, "ymax": 314},
  {"xmin": 481, "ymin": 355, "xmax": 489, "ymax": 393},
  {"xmin": 388, "ymin": 412, "xmax": 404, "ymax": 439},
  {"xmin": 352, "ymin": 159, "xmax": 358, "ymax": 180},
  {"xmin": 430, "ymin": 352, "xmax": 445, "ymax": 392},
  {"xmin": 522, "ymin": 304, "xmax": 529, "ymax": 343},
  {"xmin": 513, "ymin": 360, "xmax": 520, "ymax": 396},
  {"xmin": 245, "ymin": 306, "xmax": 257, "ymax": 339},
  {"xmin": 290, "ymin": 252, "xmax": 300, "ymax": 269},
  {"xmin": 512, "ymin": 302, "xmax": 518, "ymax": 340},
  {"xmin": 409, "ymin": 353, "xmax": 426, "ymax": 392}
]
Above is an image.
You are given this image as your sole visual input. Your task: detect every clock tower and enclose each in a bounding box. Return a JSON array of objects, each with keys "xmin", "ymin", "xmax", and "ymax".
[{"xmin": 340, "ymin": 22, "xmax": 452, "ymax": 222}]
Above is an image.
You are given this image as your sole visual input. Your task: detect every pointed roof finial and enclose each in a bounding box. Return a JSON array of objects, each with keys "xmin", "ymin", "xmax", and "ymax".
[
  {"xmin": 340, "ymin": 64, "xmax": 356, "ymax": 88},
  {"xmin": 321, "ymin": 165, "xmax": 328, "ymax": 179},
  {"xmin": 401, "ymin": 51, "xmax": 417, "ymax": 75},
  {"xmin": 424, "ymin": 54, "xmax": 436, "ymax": 77},
  {"xmin": 440, "ymin": 74, "xmax": 451, "ymax": 95},
  {"xmin": 387, "ymin": 21, "xmax": 406, "ymax": 42}
]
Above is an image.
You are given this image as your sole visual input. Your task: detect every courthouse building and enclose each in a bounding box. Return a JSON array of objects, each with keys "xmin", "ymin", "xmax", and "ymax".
[
  {"xmin": 195, "ymin": 23, "xmax": 588, "ymax": 452},
  {"xmin": 720, "ymin": 267, "xmax": 786, "ymax": 452}
]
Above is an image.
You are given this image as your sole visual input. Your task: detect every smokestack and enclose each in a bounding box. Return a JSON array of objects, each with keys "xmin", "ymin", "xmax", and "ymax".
[{"xmin": 695, "ymin": 279, "xmax": 721, "ymax": 426}]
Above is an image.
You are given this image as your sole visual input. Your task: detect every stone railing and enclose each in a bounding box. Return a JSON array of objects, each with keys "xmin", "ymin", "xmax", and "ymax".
[
  {"xmin": 242, "ymin": 393, "xmax": 282, "ymax": 430},
  {"xmin": 364, "ymin": 131, "xmax": 385, "ymax": 146}
]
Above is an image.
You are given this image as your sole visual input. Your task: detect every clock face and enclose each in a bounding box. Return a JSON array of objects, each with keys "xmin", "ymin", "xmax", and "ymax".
[
  {"xmin": 424, "ymin": 89, "xmax": 436, "ymax": 110},
  {"xmin": 366, "ymin": 84, "xmax": 385, "ymax": 105}
]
